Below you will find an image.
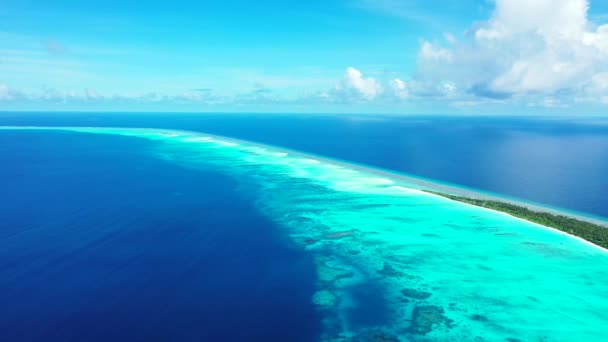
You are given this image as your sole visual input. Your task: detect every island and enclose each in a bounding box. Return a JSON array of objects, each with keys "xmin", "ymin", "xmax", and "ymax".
[{"xmin": 424, "ymin": 190, "xmax": 608, "ymax": 250}]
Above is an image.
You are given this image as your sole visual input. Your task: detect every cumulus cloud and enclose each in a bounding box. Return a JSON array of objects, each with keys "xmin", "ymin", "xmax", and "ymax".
[
  {"xmin": 335, "ymin": 67, "xmax": 383, "ymax": 100},
  {"xmin": 419, "ymin": 41, "xmax": 452, "ymax": 62},
  {"xmin": 416, "ymin": 0, "xmax": 608, "ymax": 103},
  {"xmin": 390, "ymin": 78, "xmax": 409, "ymax": 99},
  {"xmin": 316, "ymin": 67, "xmax": 417, "ymax": 103}
]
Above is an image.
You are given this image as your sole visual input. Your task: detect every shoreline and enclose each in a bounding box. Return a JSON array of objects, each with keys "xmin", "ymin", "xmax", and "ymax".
[
  {"xmin": 2, "ymin": 125, "xmax": 607, "ymax": 252},
  {"xmin": 421, "ymin": 190, "xmax": 608, "ymax": 253}
]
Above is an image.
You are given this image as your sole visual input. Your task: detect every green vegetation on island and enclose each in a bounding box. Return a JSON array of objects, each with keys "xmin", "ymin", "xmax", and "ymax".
[{"xmin": 424, "ymin": 191, "xmax": 608, "ymax": 250}]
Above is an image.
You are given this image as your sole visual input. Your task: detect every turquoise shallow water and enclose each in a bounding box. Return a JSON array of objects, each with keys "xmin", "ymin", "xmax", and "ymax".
[{"xmin": 3, "ymin": 126, "xmax": 608, "ymax": 341}]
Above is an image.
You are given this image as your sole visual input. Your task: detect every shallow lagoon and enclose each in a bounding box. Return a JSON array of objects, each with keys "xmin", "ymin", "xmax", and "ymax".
[{"xmin": 2, "ymin": 126, "xmax": 608, "ymax": 341}]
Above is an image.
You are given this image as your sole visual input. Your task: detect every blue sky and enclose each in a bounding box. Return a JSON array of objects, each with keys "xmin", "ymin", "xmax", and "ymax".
[{"xmin": 1, "ymin": 0, "xmax": 608, "ymax": 114}]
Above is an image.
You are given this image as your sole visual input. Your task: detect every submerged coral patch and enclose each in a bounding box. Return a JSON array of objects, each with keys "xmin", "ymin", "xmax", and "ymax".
[
  {"xmin": 313, "ymin": 290, "xmax": 338, "ymax": 307},
  {"xmin": 409, "ymin": 305, "xmax": 453, "ymax": 335},
  {"xmin": 400, "ymin": 288, "xmax": 432, "ymax": 300}
]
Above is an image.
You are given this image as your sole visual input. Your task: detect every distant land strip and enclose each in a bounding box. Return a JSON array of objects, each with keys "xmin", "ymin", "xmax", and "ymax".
[{"xmin": 424, "ymin": 191, "xmax": 608, "ymax": 250}]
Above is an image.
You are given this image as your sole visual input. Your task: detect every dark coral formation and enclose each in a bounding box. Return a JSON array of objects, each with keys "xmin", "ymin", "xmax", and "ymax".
[
  {"xmin": 409, "ymin": 305, "xmax": 453, "ymax": 335},
  {"xmin": 316, "ymin": 260, "xmax": 355, "ymax": 283},
  {"xmin": 400, "ymin": 288, "xmax": 432, "ymax": 300},
  {"xmin": 325, "ymin": 230, "xmax": 357, "ymax": 239},
  {"xmin": 376, "ymin": 263, "xmax": 404, "ymax": 277},
  {"xmin": 352, "ymin": 329, "xmax": 401, "ymax": 342},
  {"xmin": 301, "ymin": 237, "xmax": 318, "ymax": 245},
  {"xmin": 471, "ymin": 314, "xmax": 489, "ymax": 322},
  {"xmin": 421, "ymin": 233, "xmax": 440, "ymax": 238}
]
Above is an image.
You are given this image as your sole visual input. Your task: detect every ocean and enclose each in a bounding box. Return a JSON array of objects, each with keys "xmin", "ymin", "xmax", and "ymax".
[
  {"xmin": 1, "ymin": 113, "xmax": 608, "ymax": 341},
  {"xmin": 0, "ymin": 129, "xmax": 320, "ymax": 341},
  {"xmin": 2, "ymin": 112, "xmax": 607, "ymax": 218}
]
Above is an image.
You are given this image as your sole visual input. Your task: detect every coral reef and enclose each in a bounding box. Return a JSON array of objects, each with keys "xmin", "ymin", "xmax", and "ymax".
[
  {"xmin": 400, "ymin": 288, "xmax": 432, "ymax": 300},
  {"xmin": 409, "ymin": 305, "xmax": 453, "ymax": 335},
  {"xmin": 313, "ymin": 290, "xmax": 338, "ymax": 307}
]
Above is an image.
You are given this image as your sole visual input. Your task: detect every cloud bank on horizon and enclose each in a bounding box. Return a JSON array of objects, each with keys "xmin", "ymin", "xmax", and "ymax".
[{"xmin": 1, "ymin": 0, "xmax": 607, "ymax": 113}]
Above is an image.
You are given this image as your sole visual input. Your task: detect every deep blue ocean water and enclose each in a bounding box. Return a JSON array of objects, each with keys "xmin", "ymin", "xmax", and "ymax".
[{"xmin": 0, "ymin": 130, "xmax": 320, "ymax": 341}]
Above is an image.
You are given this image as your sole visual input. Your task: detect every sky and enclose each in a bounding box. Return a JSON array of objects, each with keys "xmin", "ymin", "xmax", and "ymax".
[{"xmin": 1, "ymin": 0, "xmax": 608, "ymax": 114}]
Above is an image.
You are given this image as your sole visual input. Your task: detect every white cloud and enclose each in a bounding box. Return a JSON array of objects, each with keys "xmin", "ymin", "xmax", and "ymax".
[
  {"xmin": 390, "ymin": 78, "xmax": 409, "ymax": 99},
  {"xmin": 439, "ymin": 82, "xmax": 457, "ymax": 96},
  {"xmin": 443, "ymin": 33, "xmax": 457, "ymax": 45},
  {"xmin": 475, "ymin": 0, "xmax": 589, "ymax": 41},
  {"xmin": 85, "ymin": 88, "xmax": 102, "ymax": 100},
  {"xmin": 179, "ymin": 91, "xmax": 205, "ymax": 101},
  {"xmin": 416, "ymin": 0, "xmax": 608, "ymax": 103},
  {"xmin": 335, "ymin": 67, "xmax": 383, "ymax": 100},
  {"xmin": 529, "ymin": 97, "xmax": 569, "ymax": 109},
  {"xmin": 0, "ymin": 83, "xmax": 226, "ymax": 105},
  {"xmin": 588, "ymin": 72, "xmax": 608, "ymax": 93},
  {"xmin": 419, "ymin": 41, "xmax": 452, "ymax": 62}
]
